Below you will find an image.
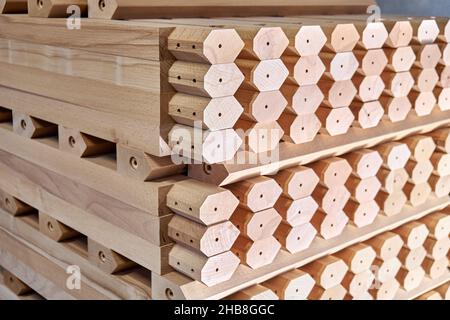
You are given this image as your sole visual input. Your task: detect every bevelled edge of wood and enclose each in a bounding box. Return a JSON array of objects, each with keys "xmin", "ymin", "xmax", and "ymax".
[
  {"xmin": 189, "ymin": 110, "xmax": 450, "ymax": 186},
  {"xmin": 152, "ymin": 195, "xmax": 450, "ymax": 300}
]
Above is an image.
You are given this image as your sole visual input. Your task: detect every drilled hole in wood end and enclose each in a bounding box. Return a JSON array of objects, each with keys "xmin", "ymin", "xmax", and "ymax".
[
  {"xmin": 215, "ymin": 268, "xmax": 219, "ymax": 272},
  {"xmin": 37, "ymin": 0, "xmax": 44, "ymax": 9},
  {"xmin": 47, "ymin": 221, "xmax": 54, "ymax": 232},
  {"xmin": 4, "ymin": 197, "xmax": 10, "ymax": 207},
  {"xmin": 215, "ymin": 237, "xmax": 219, "ymax": 242},
  {"xmin": 98, "ymin": 251, "xmax": 107, "ymax": 263},
  {"xmin": 68, "ymin": 136, "xmax": 76, "ymax": 148},
  {"xmin": 259, "ymin": 224, "xmax": 263, "ymax": 228},
  {"xmin": 20, "ymin": 119, "xmax": 27, "ymax": 130},
  {"xmin": 259, "ymin": 251, "xmax": 263, "ymax": 256},
  {"xmin": 98, "ymin": 0, "xmax": 105, "ymax": 10},
  {"xmin": 218, "ymin": 44, "xmax": 222, "ymax": 49},
  {"xmin": 129, "ymin": 157, "xmax": 139, "ymax": 170},
  {"xmin": 165, "ymin": 288, "xmax": 174, "ymax": 299},
  {"xmin": 203, "ymin": 163, "xmax": 213, "ymax": 175},
  {"xmin": 8, "ymin": 276, "xmax": 14, "ymax": 283}
]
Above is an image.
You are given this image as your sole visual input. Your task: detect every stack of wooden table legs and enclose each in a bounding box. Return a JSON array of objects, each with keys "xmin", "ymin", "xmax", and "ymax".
[{"xmin": 0, "ymin": 6, "xmax": 448, "ymax": 300}]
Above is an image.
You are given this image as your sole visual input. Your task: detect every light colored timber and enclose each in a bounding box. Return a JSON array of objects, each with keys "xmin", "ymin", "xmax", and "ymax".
[
  {"xmin": 412, "ymin": 68, "xmax": 439, "ymax": 92},
  {"xmin": 237, "ymin": 90, "xmax": 286, "ymax": 124},
  {"xmin": 380, "ymin": 96, "xmax": 412, "ymax": 123},
  {"xmin": 429, "ymin": 175, "xmax": 450, "ymax": 198},
  {"xmin": 12, "ymin": 111, "xmax": 57, "ymax": 139},
  {"xmin": 152, "ymin": 196, "xmax": 450, "ymax": 299},
  {"xmin": 262, "ymin": 269, "xmax": 315, "ymax": 300},
  {"xmin": 423, "ymin": 236, "xmax": 450, "ymax": 260},
  {"xmin": 437, "ymin": 65, "xmax": 450, "ymax": 89},
  {"xmin": 27, "ymin": 0, "xmax": 87, "ymax": 17},
  {"xmin": 342, "ymin": 269, "xmax": 375, "ymax": 298},
  {"xmin": 346, "ymin": 176, "xmax": 381, "ymax": 205},
  {"xmin": 226, "ymin": 176, "xmax": 282, "ymax": 213},
  {"xmin": 232, "ymin": 235, "xmax": 281, "ymax": 270},
  {"xmin": 343, "ymin": 149, "xmax": 383, "ymax": 179},
  {"xmin": 278, "ymin": 113, "xmax": 321, "ymax": 144},
  {"xmin": 301, "ymin": 256, "xmax": 348, "ymax": 290},
  {"xmin": 382, "ymin": 71, "xmax": 415, "ymax": 98},
  {"xmin": 168, "ymin": 125, "xmax": 242, "ymax": 164},
  {"xmin": 419, "ymin": 211, "xmax": 450, "ymax": 240},
  {"xmin": 312, "ymin": 185, "xmax": 351, "ymax": 215},
  {"xmin": 403, "ymin": 182, "xmax": 432, "ymax": 207},
  {"xmin": 169, "ymin": 94, "xmax": 243, "ymax": 131},
  {"xmin": 344, "ymin": 199, "xmax": 380, "ymax": 228},
  {"xmin": 169, "ymin": 244, "xmax": 240, "ymax": 287},
  {"xmin": 320, "ymin": 79, "xmax": 357, "ymax": 109},
  {"xmin": 384, "ymin": 46, "xmax": 416, "ymax": 73},
  {"xmin": 373, "ymin": 257, "xmax": 402, "ymax": 283},
  {"xmin": 0, "ymin": 227, "xmax": 118, "ymax": 299},
  {"xmin": 0, "ymin": 0, "xmax": 27, "ymax": 13},
  {"xmin": 428, "ymin": 127, "xmax": 450, "ymax": 153},
  {"xmin": 430, "ymin": 151, "xmax": 450, "ymax": 176},
  {"xmin": 168, "ymin": 27, "xmax": 244, "ymax": 64},
  {"xmin": 38, "ymin": 212, "xmax": 80, "ymax": 242},
  {"xmin": 412, "ymin": 44, "xmax": 441, "ymax": 69},
  {"xmin": 234, "ymin": 119, "xmax": 284, "ymax": 153},
  {"xmin": 169, "ymin": 216, "xmax": 239, "ymax": 257},
  {"xmin": 366, "ymin": 231, "xmax": 404, "ymax": 260},
  {"xmin": 410, "ymin": 91, "xmax": 437, "ymax": 117},
  {"xmin": 308, "ymin": 284, "xmax": 347, "ymax": 300},
  {"xmin": 403, "ymin": 135, "xmax": 436, "ymax": 162},
  {"xmin": 375, "ymin": 190, "xmax": 407, "ymax": 216},
  {"xmin": 350, "ymin": 100, "xmax": 384, "ymax": 129},
  {"xmin": 281, "ymin": 84, "xmax": 323, "ymax": 116},
  {"xmin": 398, "ymin": 247, "xmax": 427, "ymax": 271},
  {"xmin": 310, "ymin": 157, "xmax": 352, "ymax": 188},
  {"xmin": 168, "ymin": 61, "xmax": 243, "ymax": 98},
  {"xmin": 0, "ymin": 190, "xmax": 35, "ymax": 217},
  {"xmin": 370, "ymin": 278, "xmax": 400, "ymax": 300},
  {"xmin": 166, "ymin": 179, "xmax": 238, "ymax": 226},
  {"xmin": 274, "ymin": 196, "xmax": 318, "ymax": 227},
  {"xmin": 422, "ymin": 257, "xmax": 449, "ymax": 280},
  {"xmin": 283, "ymin": 55, "xmax": 325, "ymax": 86},
  {"xmin": 88, "ymin": 238, "xmax": 137, "ymax": 274},
  {"xmin": 354, "ymin": 49, "xmax": 388, "ymax": 76},
  {"xmin": 315, "ymin": 106, "xmax": 355, "ymax": 136},
  {"xmin": 396, "ymin": 267, "xmax": 426, "ymax": 292},
  {"xmin": 227, "ymin": 285, "xmax": 278, "ymax": 300},
  {"xmin": 353, "ymin": 74, "xmax": 385, "ymax": 103},
  {"xmin": 117, "ymin": 145, "xmax": 185, "ymax": 182},
  {"xmin": 436, "ymin": 87, "xmax": 450, "ymax": 111},
  {"xmin": 58, "ymin": 126, "xmax": 115, "ymax": 158},
  {"xmin": 404, "ymin": 160, "xmax": 433, "ymax": 184},
  {"xmin": 377, "ymin": 167, "xmax": 409, "ymax": 194},
  {"xmin": 236, "ymin": 59, "xmax": 288, "ymax": 92},
  {"xmin": 0, "ymin": 150, "xmax": 172, "ymax": 273},
  {"xmin": 334, "ymin": 243, "xmax": 376, "ymax": 274},
  {"xmin": 274, "ymin": 222, "xmax": 317, "ymax": 254},
  {"xmin": 311, "ymin": 211, "xmax": 349, "ymax": 240},
  {"xmin": 273, "ymin": 166, "xmax": 319, "ymax": 200},
  {"xmin": 230, "ymin": 207, "xmax": 281, "ymax": 242},
  {"xmin": 375, "ymin": 141, "xmax": 411, "ymax": 170},
  {"xmin": 87, "ymin": 0, "xmax": 375, "ymax": 19},
  {"xmin": 0, "ymin": 121, "xmax": 181, "ymax": 216},
  {"xmin": 190, "ymin": 109, "xmax": 450, "ymax": 186},
  {"xmin": 0, "ymin": 208, "xmax": 152, "ymax": 299}
]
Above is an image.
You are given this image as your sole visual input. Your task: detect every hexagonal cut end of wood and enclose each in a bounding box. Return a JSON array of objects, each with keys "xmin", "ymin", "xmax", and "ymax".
[
  {"xmin": 414, "ymin": 92, "xmax": 437, "ymax": 117},
  {"xmin": 331, "ymin": 24, "xmax": 360, "ymax": 52},
  {"xmin": 39, "ymin": 212, "xmax": 79, "ymax": 242},
  {"xmin": 330, "ymin": 52, "xmax": 358, "ymax": 81},
  {"xmin": 319, "ymin": 258, "xmax": 349, "ymax": 289},
  {"xmin": 247, "ymin": 90, "xmax": 287, "ymax": 123},
  {"xmin": 204, "ymin": 63, "xmax": 244, "ymax": 98},
  {"xmin": 199, "ymin": 189, "xmax": 239, "ymax": 225},
  {"xmin": 278, "ymin": 222, "xmax": 317, "ymax": 254},
  {"xmin": 372, "ymin": 278, "xmax": 400, "ymax": 300},
  {"xmin": 417, "ymin": 20, "xmax": 440, "ymax": 44},
  {"xmin": 354, "ymin": 149, "xmax": 383, "ymax": 179},
  {"xmin": 419, "ymin": 44, "xmax": 441, "ymax": 68},
  {"xmin": 352, "ymin": 176, "xmax": 382, "ymax": 204},
  {"xmin": 203, "ymin": 96, "xmax": 243, "ymax": 130},
  {"xmin": 202, "ymin": 129, "xmax": 242, "ymax": 164},
  {"xmin": 363, "ymin": 22, "xmax": 389, "ymax": 49},
  {"xmin": 387, "ymin": 21, "xmax": 413, "ymax": 48},
  {"xmin": 400, "ymin": 222, "xmax": 430, "ymax": 249},
  {"xmin": 244, "ymin": 208, "xmax": 282, "ymax": 241},
  {"xmin": 200, "ymin": 251, "xmax": 241, "ymax": 286},
  {"xmin": 0, "ymin": 192, "xmax": 34, "ymax": 216},
  {"xmin": 319, "ymin": 212, "xmax": 349, "ymax": 240},
  {"xmin": 417, "ymin": 68, "xmax": 439, "ymax": 92},
  {"xmin": 400, "ymin": 267, "xmax": 425, "ymax": 291},
  {"xmin": 283, "ymin": 196, "xmax": 319, "ymax": 226},
  {"xmin": 346, "ymin": 269, "xmax": 375, "ymax": 297},
  {"xmin": 328, "ymin": 80, "xmax": 357, "ymax": 108},
  {"xmin": 252, "ymin": 59, "xmax": 289, "ymax": 91},
  {"xmin": 348, "ymin": 200, "xmax": 380, "ymax": 228},
  {"xmin": 358, "ymin": 75, "xmax": 385, "ymax": 102},
  {"xmin": 265, "ymin": 269, "xmax": 315, "ymax": 300},
  {"xmin": 349, "ymin": 245, "xmax": 377, "ymax": 274},
  {"xmin": 88, "ymin": 0, "xmax": 119, "ymax": 19},
  {"xmin": 294, "ymin": 55, "xmax": 325, "ymax": 85},
  {"xmin": 406, "ymin": 136, "xmax": 436, "ymax": 161},
  {"xmin": 314, "ymin": 157, "xmax": 352, "ymax": 187},
  {"xmin": 253, "ymin": 27, "xmax": 289, "ymax": 60},
  {"xmin": 281, "ymin": 167, "xmax": 320, "ymax": 200},
  {"xmin": 361, "ymin": 49, "xmax": 388, "ymax": 76},
  {"xmin": 288, "ymin": 113, "xmax": 321, "ymax": 144},
  {"xmin": 385, "ymin": 143, "xmax": 412, "ymax": 170},
  {"xmin": 199, "ymin": 221, "xmax": 240, "ymax": 256},
  {"xmin": 391, "ymin": 71, "xmax": 414, "ymax": 97},
  {"xmin": 203, "ymin": 29, "xmax": 245, "ymax": 64},
  {"xmin": 391, "ymin": 46, "xmax": 416, "ymax": 72},
  {"xmin": 375, "ymin": 257, "xmax": 402, "ymax": 283},
  {"xmin": 238, "ymin": 236, "xmax": 281, "ymax": 270},
  {"xmin": 320, "ymin": 185, "xmax": 351, "ymax": 214},
  {"xmin": 295, "ymin": 25, "xmax": 327, "ymax": 56},
  {"xmin": 244, "ymin": 177, "xmax": 283, "ymax": 212},
  {"xmin": 378, "ymin": 233, "xmax": 404, "ymax": 260},
  {"xmin": 290, "ymin": 84, "xmax": 324, "ymax": 115},
  {"xmin": 88, "ymin": 238, "xmax": 135, "ymax": 274},
  {"xmin": 356, "ymin": 101, "xmax": 384, "ymax": 129}
]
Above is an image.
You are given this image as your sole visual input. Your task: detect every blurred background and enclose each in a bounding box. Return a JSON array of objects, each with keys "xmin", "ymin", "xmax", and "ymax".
[{"xmin": 378, "ymin": 0, "xmax": 450, "ymax": 17}]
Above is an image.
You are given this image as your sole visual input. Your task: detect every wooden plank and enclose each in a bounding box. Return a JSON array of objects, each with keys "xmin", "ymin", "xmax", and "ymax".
[
  {"xmin": 0, "ymin": 122, "xmax": 180, "ymax": 216},
  {"xmin": 87, "ymin": 0, "xmax": 375, "ymax": 19},
  {"xmin": 0, "ymin": 209, "xmax": 151, "ymax": 299},
  {"xmin": 0, "ymin": 151, "xmax": 172, "ymax": 273},
  {"xmin": 152, "ymin": 195, "xmax": 450, "ymax": 299},
  {"xmin": 189, "ymin": 111, "xmax": 450, "ymax": 186},
  {"xmin": 28, "ymin": 0, "xmax": 87, "ymax": 18},
  {"xmin": 0, "ymin": 0, "xmax": 27, "ymax": 13}
]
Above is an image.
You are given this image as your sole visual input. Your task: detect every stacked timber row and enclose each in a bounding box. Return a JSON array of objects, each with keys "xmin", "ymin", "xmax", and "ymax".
[{"xmin": 0, "ymin": 3, "xmax": 449, "ymax": 300}]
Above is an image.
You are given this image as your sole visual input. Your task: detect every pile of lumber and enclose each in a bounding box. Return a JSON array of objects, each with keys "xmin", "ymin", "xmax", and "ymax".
[{"xmin": 0, "ymin": 0, "xmax": 448, "ymax": 300}]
